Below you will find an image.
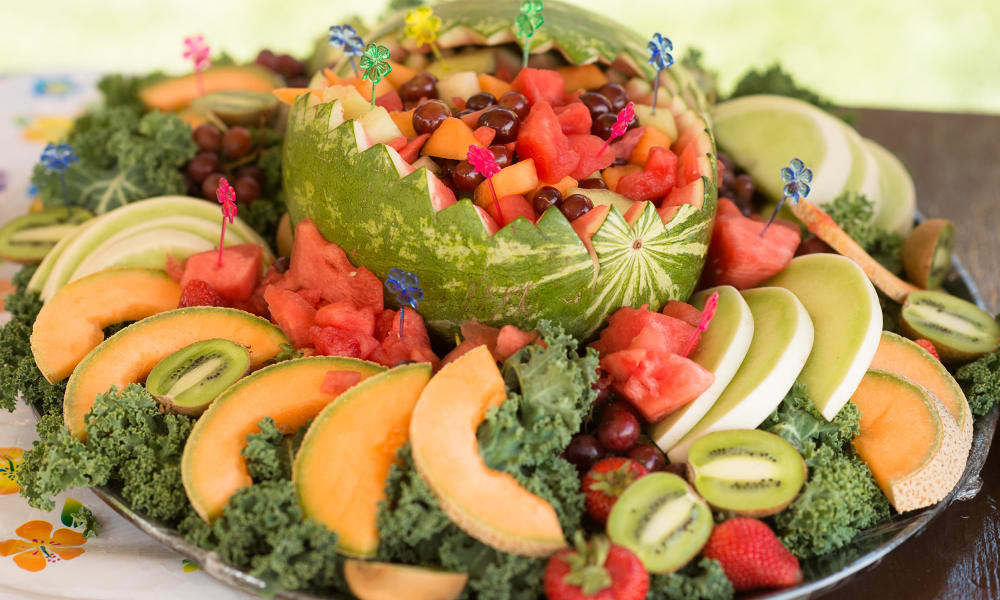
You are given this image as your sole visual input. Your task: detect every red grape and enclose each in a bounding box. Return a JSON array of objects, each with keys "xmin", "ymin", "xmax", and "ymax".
[
  {"xmin": 627, "ymin": 444, "xmax": 667, "ymax": 472},
  {"xmin": 222, "ymin": 127, "xmax": 253, "ymax": 158},
  {"xmin": 563, "ymin": 434, "xmax": 605, "ymax": 472},
  {"xmin": 597, "ymin": 406, "xmax": 640, "ymax": 452}
]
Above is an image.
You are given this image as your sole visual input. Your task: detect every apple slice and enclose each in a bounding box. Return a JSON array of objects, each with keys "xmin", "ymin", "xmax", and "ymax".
[
  {"xmin": 667, "ymin": 287, "xmax": 814, "ymax": 463},
  {"xmin": 767, "ymin": 253, "xmax": 882, "ymax": 420},
  {"xmin": 651, "ymin": 285, "xmax": 755, "ymax": 453}
]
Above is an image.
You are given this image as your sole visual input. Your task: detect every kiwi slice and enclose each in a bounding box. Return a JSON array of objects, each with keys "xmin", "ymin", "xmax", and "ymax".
[
  {"xmin": 903, "ymin": 218, "xmax": 954, "ymax": 289},
  {"xmin": 900, "ymin": 290, "xmax": 1000, "ymax": 364},
  {"xmin": 190, "ymin": 90, "xmax": 279, "ymax": 126},
  {"xmin": 606, "ymin": 472, "xmax": 714, "ymax": 574},
  {"xmin": 0, "ymin": 207, "xmax": 91, "ymax": 263},
  {"xmin": 146, "ymin": 339, "xmax": 250, "ymax": 416},
  {"xmin": 685, "ymin": 429, "xmax": 806, "ymax": 517}
]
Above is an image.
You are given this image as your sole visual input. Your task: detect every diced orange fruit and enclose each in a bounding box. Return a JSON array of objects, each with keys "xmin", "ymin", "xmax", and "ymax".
[
  {"xmin": 628, "ymin": 127, "xmax": 672, "ymax": 168},
  {"xmin": 555, "ymin": 65, "xmax": 609, "ymax": 93},
  {"xmin": 352, "ymin": 78, "xmax": 395, "ymax": 101},
  {"xmin": 478, "ymin": 73, "xmax": 513, "ymax": 99},
  {"xmin": 422, "ymin": 117, "xmax": 483, "ymax": 161},
  {"xmin": 474, "ymin": 159, "xmax": 539, "ymax": 207},
  {"xmin": 602, "ymin": 165, "xmax": 642, "ymax": 193},
  {"xmin": 386, "ymin": 60, "xmax": 418, "ymax": 88},
  {"xmin": 391, "ymin": 110, "xmax": 417, "ymax": 138}
]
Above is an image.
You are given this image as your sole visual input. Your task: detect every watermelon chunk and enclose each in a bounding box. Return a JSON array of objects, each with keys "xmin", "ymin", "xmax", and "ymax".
[
  {"xmin": 320, "ymin": 370, "xmax": 363, "ymax": 395},
  {"xmin": 399, "ymin": 133, "xmax": 430, "ymax": 163},
  {"xmin": 428, "ymin": 172, "xmax": 457, "ymax": 211},
  {"xmin": 315, "ymin": 300, "xmax": 377, "ymax": 337},
  {"xmin": 512, "ymin": 67, "xmax": 565, "ymax": 107},
  {"xmin": 448, "ymin": 322, "xmax": 538, "ymax": 363},
  {"xmin": 612, "ymin": 126, "xmax": 646, "ymax": 162},
  {"xmin": 677, "ymin": 142, "xmax": 701, "ymax": 186},
  {"xmin": 180, "ymin": 243, "xmax": 263, "ymax": 302},
  {"xmin": 661, "ymin": 300, "xmax": 702, "ymax": 327},
  {"xmin": 374, "ymin": 90, "xmax": 403, "ymax": 113},
  {"xmin": 495, "ymin": 325, "xmax": 539, "ymax": 361},
  {"xmin": 263, "ymin": 286, "xmax": 316, "ymax": 347},
  {"xmin": 310, "ymin": 326, "xmax": 380, "ymax": 359},
  {"xmin": 485, "ymin": 194, "xmax": 535, "ymax": 227},
  {"xmin": 370, "ymin": 308, "xmax": 440, "ymax": 369},
  {"xmin": 600, "ymin": 349, "xmax": 714, "ymax": 422},
  {"xmin": 554, "ymin": 102, "xmax": 592, "ymax": 135},
  {"xmin": 591, "ymin": 305, "xmax": 696, "ymax": 356},
  {"xmin": 616, "ymin": 146, "xmax": 677, "ymax": 202},
  {"xmin": 516, "ymin": 102, "xmax": 580, "ymax": 184},
  {"xmin": 706, "ymin": 198, "xmax": 801, "ymax": 289},
  {"xmin": 567, "ymin": 134, "xmax": 615, "ymax": 180}
]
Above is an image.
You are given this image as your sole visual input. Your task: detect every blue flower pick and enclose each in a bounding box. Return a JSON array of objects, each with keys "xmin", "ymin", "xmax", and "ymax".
[
  {"xmin": 761, "ymin": 158, "xmax": 813, "ymax": 236},
  {"xmin": 40, "ymin": 143, "xmax": 78, "ymax": 210},
  {"xmin": 647, "ymin": 33, "xmax": 674, "ymax": 115},
  {"xmin": 385, "ymin": 268, "xmax": 423, "ymax": 337},
  {"xmin": 329, "ymin": 24, "xmax": 365, "ymax": 77}
]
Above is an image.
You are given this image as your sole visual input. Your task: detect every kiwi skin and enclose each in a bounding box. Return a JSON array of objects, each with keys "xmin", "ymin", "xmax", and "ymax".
[
  {"xmin": 0, "ymin": 207, "xmax": 92, "ymax": 263},
  {"xmin": 900, "ymin": 290, "xmax": 1000, "ymax": 365},
  {"xmin": 903, "ymin": 219, "xmax": 954, "ymax": 289}
]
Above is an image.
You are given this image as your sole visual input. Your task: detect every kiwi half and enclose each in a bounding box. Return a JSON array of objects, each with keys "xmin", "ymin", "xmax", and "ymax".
[
  {"xmin": 900, "ymin": 290, "xmax": 1000, "ymax": 364},
  {"xmin": 146, "ymin": 338, "xmax": 251, "ymax": 416},
  {"xmin": 0, "ymin": 207, "xmax": 91, "ymax": 263},
  {"xmin": 190, "ymin": 90, "xmax": 279, "ymax": 126},
  {"xmin": 902, "ymin": 218, "xmax": 954, "ymax": 289},
  {"xmin": 685, "ymin": 429, "xmax": 806, "ymax": 517},
  {"xmin": 606, "ymin": 472, "xmax": 714, "ymax": 574}
]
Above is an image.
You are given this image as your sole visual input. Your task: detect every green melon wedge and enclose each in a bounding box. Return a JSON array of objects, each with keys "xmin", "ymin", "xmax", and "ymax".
[
  {"xmin": 767, "ymin": 254, "xmax": 882, "ymax": 421},
  {"xmin": 27, "ymin": 218, "xmax": 95, "ymax": 293},
  {"xmin": 71, "ymin": 229, "xmax": 214, "ymax": 280},
  {"xmin": 651, "ymin": 286, "xmax": 755, "ymax": 453},
  {"xmin": 667, "ymin": 287, "xmax": 814, "ymax": 463},
  {"xmin": 841, "ymin": 120, "xmax": 881, "ymax": 202},
  {"xmin": 865, "ymin": 138, "xmax": 916, "ymax": 234}
]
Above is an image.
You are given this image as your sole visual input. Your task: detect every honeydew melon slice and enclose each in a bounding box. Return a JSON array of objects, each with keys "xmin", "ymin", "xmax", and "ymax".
[
  {"xmin": 841, "ymin": 120, "xmax": 881, "ymax": 203},
  {"xmin": 651, "ymin": 285, "xmax": 755, "ymax": 453},
  {"xmin": 27, "ymin": 218, "xmax": 96, "ymax": 293},
  {"xmin": 71, "ymin": 228, "xmax": 212, "ymax": 281},
  {"xmin": 634, "ymin": 103, "xmax": 678, "ymax": 142},
  {"xmin": 865, "ymin": 138, "xmax": 916, "ymax": 234},
  {"xmin": 668, "ymin": 287, "xmax": 814, "ymax": 463},
  {"xmin": 767, "ymin": 253, "xmax": 882, "ymax": 420},
  {"xmin": 569, "ymin": 188, "xmax": 636, "ymax": 216}
]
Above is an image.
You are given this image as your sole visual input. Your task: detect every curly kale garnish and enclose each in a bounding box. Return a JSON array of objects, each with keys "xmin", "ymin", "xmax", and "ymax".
[
  {"xmin": 824, "ymin": 192, "xmax": 905, "ymax": 275},
  {"xmin": 956, "ymin": 343, "xmax": 1000, "ymax": 418},
  {"xmin": 67, "ymin": 504, "xmax": 101, "ymax": 538},
  {"xmin": 242, "ymin": 417, "xmax": 292, "ymax": 482},
  {"xmin": 729, "ymin": 63, "xmax": 854, "ymax": 126},
  {"xmin": 649, "ymin": 558, "xmax": 734, "ymax": 600}
]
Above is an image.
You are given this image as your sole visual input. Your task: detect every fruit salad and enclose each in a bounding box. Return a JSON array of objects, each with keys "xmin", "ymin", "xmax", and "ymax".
[{"xmin": 2, "ymin": 1, "xmax": 998, "ymax": 600}]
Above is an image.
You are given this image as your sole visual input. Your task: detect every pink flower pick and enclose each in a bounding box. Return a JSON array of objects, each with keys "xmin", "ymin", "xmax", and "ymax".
[
  {"xmin": 216, "ymin": 177, "xmax": 237, "ymax": 267},
  {"xmin": 682, "ymin": 291, "xmax": 719, "ymax": 358},
  {"xmin": 183, "ymin": 35, "xmax": 212, "ymax": 96},
  {"xmin": 598, "ymin": 102, "xmax": 636, "ymax": 156},
  {"xmin": 467, "ymin": 144, "xmax": 504, "ymax": 224}
]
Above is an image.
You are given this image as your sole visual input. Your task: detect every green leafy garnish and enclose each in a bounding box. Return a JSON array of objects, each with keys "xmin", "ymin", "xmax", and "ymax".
[
  {"xmin": 649, "ymin": 557, "xmax": 734, "ymax": 600},
  {"xmin": 242, "ymin": 417, "xmax": 292, "ymax": 482},
  {"xmin": 956, "ymin": 343, "xmax": 1000, "ymax": 417},
  {"xmin": 825, "ymin": 191, "xmax": 905, "ymax": 275},
  {"xmin": 729, "ymin": 63, "xmax": 854, "ymax": 125}
]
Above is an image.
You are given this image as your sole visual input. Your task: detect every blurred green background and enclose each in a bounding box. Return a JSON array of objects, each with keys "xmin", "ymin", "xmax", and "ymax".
[{"xmin": 2, "ymin": 0, "xmax": 998, "ymax": 113}]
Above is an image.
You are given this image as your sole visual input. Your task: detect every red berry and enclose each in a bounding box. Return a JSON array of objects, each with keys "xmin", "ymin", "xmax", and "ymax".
[
  {"xmin": 582, "ymin": 457, "xmax": 649, "ymax": 524},
  {"xmin": 544, "ymin": 533, "xmax": 649, "ymax": 600},
  {"xmin": 702, "ymin": 518, "xmax": 803, "ymax": 592},
  {"xmin": 178, "ymin": 279, "xmax": 225, "ymax": 308},
  {"xmin": 914, "ymin": 339, "xmax": 941, "ymax": 361},
  {"xmin": 597, "ymin": 405, "xmax": 640, "ymax": 452},
  {"xmin": 626, "ymin": 444, "xmax": 667, "ymax": 472}
]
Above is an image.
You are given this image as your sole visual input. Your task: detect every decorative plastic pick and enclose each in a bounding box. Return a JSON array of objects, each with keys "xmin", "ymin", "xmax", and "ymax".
[
  {"xmin": 360, "ymin": 43, "xmax": 392, "ymax": 110},
  {"xmin": 515, "ymin": 0, "xmax": 545, "ymax": 70},
  {"xmin": 215, "ymin": 177, "xmax": 237, "ymax": 267},
  {"xmin": 40, "ymin": 143, "xmax": 78, "ymax": 210},
  {"xmin": 682, "ymin": 291, "xmax": 719, "ymax": 358},
  {"xmin": 183, "ymin": 35, "xmax": 211, "ymax": 96},
  {"xmin": 405, "ymin": 7, "xmax": 444, "ymax": 63},
  {"xmin": 761, "ymin": 158, "xmax": 812, "ymax": 236},
  {"xmin": 467, "ymin": 144, "xmax": 504, "ymax": 223},
  {"xmin": 329, "ymin": 24, "xmax": 365, "ymax": 77},
  {"xmin": 598, "ymin": 102, "xmax": 635, "ymax": 155},
  {"xmin": 647, "ymin": 33, "xmax": 674, "ymax": 115},
  {"xmin": 385, "ymin": 268, "xmax": 423, "ymax": 337}
]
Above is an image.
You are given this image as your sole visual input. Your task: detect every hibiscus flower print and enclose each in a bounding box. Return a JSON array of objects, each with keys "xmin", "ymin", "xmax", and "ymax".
[
  {"xmin": 0, "ymin": 521, "xmax": 87, "ymax": 572},
  {"xmin": 0, "ymin": 447, "xmax": 24, "ymax": 495}
]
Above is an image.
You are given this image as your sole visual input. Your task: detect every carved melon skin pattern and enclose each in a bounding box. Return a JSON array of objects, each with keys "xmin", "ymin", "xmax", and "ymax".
[{"xmin": 284, "ymin": 97, "xmax": 715, "ymax": 341}]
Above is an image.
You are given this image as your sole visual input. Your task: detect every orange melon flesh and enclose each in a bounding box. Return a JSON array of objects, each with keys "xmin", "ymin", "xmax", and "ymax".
[
  {"xmin": 421, "ymin": 117, "xmax": 482, "ymax": 160},
  {"xmin": 850, "ymin": 369, "xmax": 964, "ymax": 512},
  {"xmin": 31, "ymin": 267, "xmax": 181, "ymax": 383},
  {"xmin": 474, "ymin": 159, "xmax": 539, "ymax": 207},
  {"xmin": 140, "ymin": 66, "xmax": 278, "ymax": 111},
  {"xmin": 64, "ymin": 307, "xmax": 288, "ymax": 440},
  {"xmin": 294, "ymin": 364, "xmax": 432, "ymax": 557},
  {"xmin": 409, "ymin": 345, "xmax": 567, "ymax": 557},
  {"xmin": 869, "ymin": 331, "xmax": 974, "ymax": 448},
  {"xmin": 183, "ymin": 356, "xmax": 384, "ymax": 521}
]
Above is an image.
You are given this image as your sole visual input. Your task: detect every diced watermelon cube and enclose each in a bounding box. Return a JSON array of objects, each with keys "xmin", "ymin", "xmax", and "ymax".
[
  {"xmin": 320, "ymin": 370, "xmax": 363, "ymax": 395},
  {"xmin": 180, "ymin": 243, "xmax": 263, "ymax": 302},
  {"xmin": 591, "ymin": 305, "xmax": 696, "ymax": 356},
  {"xmin": 473, "ymin": 126, "xmax": 496, "ymax": 147},
  {"xmin": 310, "ymin": 326, "xmax": 380, "ymax": 359},
  {"xmin": 400, "ymin": 133, "xmax": 430, "ymax": 163},
  {"xmin": 567, "ymin": 134, "xmax": 615, "ymax": 180},
  {"xmin": 486, "ymin": 194, "xmax": 536, "ymax": 227},
  {"xmin": 370, "ymin": 308, "xmax": 440, "ymax": 369},
  {"xmin": 616, "ymin": 146, "xmax": 677, "ymax": 202},
  {"xmin": 387, "ymin": 136, "xmax": 407, "ymax": 151},
  {"xmin": 600, "ymin": 349, "xmax": 714, "ymax": 422},
  {"xmin": 511, "ymin": 67, "xmax": 565, "ymax": 107},
  {"xmin": 661, "ymin": 300, "xmax": 702, "ymax": 327},
  {"xmin": 460, "ymin": 321, "xmax": 501, "ymax": 349},
  {"xmin": 263, "ymin": 286, "xmax": 316, "ymax": 347},
  {"xmin": 677, "ymin": 142, "xmax": 701, "ymax": 186},
  {"xmin": 612, "ymin": 126, "xmax": 646, "ymax": 162},
  {"xmin": 428, "ymin": 172, "xmax": 457, "ymax": 211},
  {"xmin": 554, "ymin": 102, "xmax": 592, "ymax": 135},
  {"xmin": 374, "ymin": 90, "xmax": 403, "ymax": 113},
  {"xmin": 440, "ymin": 339, "xmax": 482, "ymax": 368},
  {"xmin": 315, "ymin": 300, "xmax": 377, "ymax": 337},
  {"xmin": 516, "ymin": 102, "xmax": 580, "ymax": 184},
  {"xmin": 494, "ymin": 325, "xmax": 539, "ymax": 361},
  {"xmin": 706, "ymin": 198, "xmax": 801, "ymax": 289}
]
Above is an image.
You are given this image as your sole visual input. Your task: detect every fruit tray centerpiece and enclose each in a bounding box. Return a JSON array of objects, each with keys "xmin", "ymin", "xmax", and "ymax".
[{"xmin": 4, "ymin": 1, "xmax": 999, "ymax": 599}]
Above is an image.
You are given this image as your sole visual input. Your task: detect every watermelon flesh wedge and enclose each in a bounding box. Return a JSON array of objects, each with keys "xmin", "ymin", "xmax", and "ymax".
[
  {"xmin": 179, "ymin": 243, "xmax": 263, "ymax": 302},
  {"xmin": 567, "ymin": 134, "xmax": 615, "ymax": 180},
  {"xmin": 516, "ymin": 102, "xmax": 580, "ymax": 184},
  {"xmin": 512, "ymin": 67, "xmax": 566, "ymax": 107},
  {"xmin": 706, "ymin": 198, "xmax": 801, "ymax": 289},
  {"xmin": 591, "ymin": 305, "xmax": 696, "ymax": 356},
  {"xmin": 315, "ymin": 300, "xmax": 377, "ymax": 336},
  {"xmin": 662, "ymin": 300, "xmax": 702, "ymax": 328},
  {"xmin": 601, "ymin": 349, "xmax": 714, "ymax": 422},
  {"xmin": 555, "ymin": 102, "xmax": 592, "ymax": 135},
  {"xmin": 263, "ymin": 286, "xmax": 316, "ymax": 347},
  {"xmin": 617, "ymin": 146, "xmax": 677, "ymax": 201}
]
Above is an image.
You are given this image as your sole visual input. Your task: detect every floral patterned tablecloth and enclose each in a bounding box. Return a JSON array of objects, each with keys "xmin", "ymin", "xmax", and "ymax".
[{"xmin": 0, "ymin": 75, "xmax": 251, "ymax": 600}]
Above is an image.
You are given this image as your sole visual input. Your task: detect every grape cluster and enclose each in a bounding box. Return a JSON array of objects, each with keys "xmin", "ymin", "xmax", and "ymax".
[{"xmin": 185, "ymin": 124, "xmax": 269, "ymax": 204}]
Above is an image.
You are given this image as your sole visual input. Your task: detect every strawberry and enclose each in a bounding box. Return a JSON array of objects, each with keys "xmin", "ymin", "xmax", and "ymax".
[
  {"xmin": 702, "ymin": 518, "xmax": 802, "ymax": 592},
  {"xmin": 178, "ymin": 279, "xmax": 226, "ymax": 308},
  {"xmin": 582, "ymin": 458, "xmax": 648, "ymax": 523},
  {"xmin": 914, "ymin": 338, "xmax": 941, "ymax": 361},
  {"xmin": 544, "ymin": 533, "xmax": 648, "ymax": 600}
]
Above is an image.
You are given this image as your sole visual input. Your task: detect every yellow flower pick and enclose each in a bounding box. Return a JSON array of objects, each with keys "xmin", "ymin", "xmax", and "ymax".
[{"xmin": 405, "ymin": 6, "xmax": 445, "ymax": 63}]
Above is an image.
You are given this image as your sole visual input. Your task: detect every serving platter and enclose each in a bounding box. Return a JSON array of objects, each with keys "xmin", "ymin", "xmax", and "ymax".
[{"xmin": 53, "ymin": 230, "xmax": 993, "ymax": 600}]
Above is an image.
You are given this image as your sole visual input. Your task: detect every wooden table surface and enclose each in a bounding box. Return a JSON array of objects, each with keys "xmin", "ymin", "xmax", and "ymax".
[{"xmin": 818, "ymin": 109, "xmax": 1000, "ymax": 600}]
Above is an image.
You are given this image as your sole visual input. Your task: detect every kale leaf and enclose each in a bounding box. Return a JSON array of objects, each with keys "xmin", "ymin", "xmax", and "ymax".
[
  {"xmin": 956, "ymin": 345, "xmax": 1000, "ymax": 417},
  {"xmin": 649, "ymin": 558, "xmax": 734, "ymax": 600},
  {"xmin": 824, "ymin": 192, "xmax": 905, "ymax": 275},
  {"xmin": 729, "ymin": 63, "xmax": 854, "ymax": 126},
  {"xmin": 96, "ymin": 72, "xmax": 164, "ymax": 112},
  {"xmin": 242, "ymin": 417, "xmax": 292, "ymax": 482},
  {"xmin": 66, "ymin": 504, "xmax": 101, "ymax": 538}
]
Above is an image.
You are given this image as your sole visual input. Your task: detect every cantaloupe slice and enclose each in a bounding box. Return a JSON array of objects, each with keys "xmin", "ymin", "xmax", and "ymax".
[
  {"xmin": 344, "ymin": 560, "xmax": 468, "ymax": 600},
  {"xmin": 850, "ymin": 369, "xmax": 966, "ymax": 512},
  {"xmin": 870, "ymin": 332, "xmax": 974, "ymax": 450},
  {"xmin": 421, "ymin": 117, "xmax": 483, "ymax": 160},
  {"xmin": 473, "ymin": 159, "xmax": 539, "ymax": 207},
  {"xmin": 478, "ymin": 73, "xmax": 513, "ymax": 99},
  {"xmin": 555, "ymin": 64, "xmax": 608, "ymax": 92},
  {"xmin": 183, "ymin": 356, "xmax": 384, "ymax": 521},
  {"xmin": 139, "ymin": 66, "xmax": 279, "ymax": 112},
  {"xmin": 628, "ymin": 126, "xmax": 673, "ymax": 167},
  {"xmin": 64, "ymin": 307, "xmax": 288, "ymax": 440},
  {"xmin": 294, "ymin": 363, "xmax": 431, "ymax": 557},
  {"xmin": 409, "ymin": 345, "xmax": 567, "ymax": 557},
  {"xmin": 31, "ymin": 267, "xmax": 181, "ymax": 384}
]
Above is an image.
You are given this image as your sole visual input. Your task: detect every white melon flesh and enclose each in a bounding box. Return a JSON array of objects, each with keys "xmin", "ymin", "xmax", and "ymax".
[
  {"xmin": 569, "ymin": 188, "xmax": 635, "ymax": 216},
  {"xmin": 838, "ymin": 121, "xmax": 881, "ymax": 204},
  {"xmin": 634, "ymin": 103, "xmax": 677, "ymax": 142},
  {"xmin": 865, "ymin": 138, "xmax": 916, "ymax": 235},
  {"xmin": 322, "ymin": 85, "xmax": 370, "ymax": 119},
  {"xmin": 652, "ymin": 286, "xmax": 755, "ymax": 453},
  {"xmin": 360, "ymin": 106, "xmax": 404, "ymax": 145},
  {"xmin": 72, "ymin": 229, "xmax": 213, "ymax": 278},
  {"xmin": 668, "ymin": 287, "xmax": 814, "ymax": 463},
  {"xmin": 437, "ymin": 71, "xmax": 481, "ymax": 109},
  {"xmin": 767, "ymin": 253, "xmax": 882, "ymax": 421}
]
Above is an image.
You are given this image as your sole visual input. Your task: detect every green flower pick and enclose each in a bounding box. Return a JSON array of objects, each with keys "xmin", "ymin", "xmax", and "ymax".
[
  {"xmin": 360, "ymin": 42, "xmax": 392, "ymax": 109},
  {"xmin": 516, "ymin": 0, "xmax": 544, "ymax": 69}
]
